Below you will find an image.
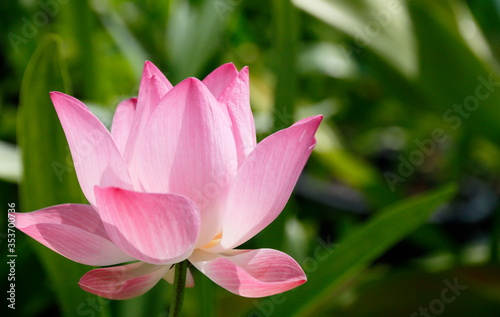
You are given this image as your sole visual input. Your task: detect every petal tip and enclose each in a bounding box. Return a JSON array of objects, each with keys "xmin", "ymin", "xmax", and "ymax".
[
  {"xmin": 49, "ymin": 91, "xmax": 86, "ymax": 111},
  {"xmin": 184, "ymin": 76, "xmax": 202, "ymax": 85},
  {"xmin": 178, "ymin": 77, "xmax": 209, "ymax": 95},
  {"xmin": 240, "ymin": 65, "xmax": 249, "ymax": 74},
  {"xmin": 220, "ymin": 62, "xmax": 238, "ymax": 72},
  {"xmin": 49, "ymin": 91, "xmax": 66, "ymax": 102},
  {"xmin": 143, "ymin": 60, "xmax": 156, "ymax": 71},
  {"xmin": 296, "ymin": 115, "xmax": 323, "ymax": 130},
  {"xmin": 311, "ymin": 114, "xmax": 324, "ymax": 124}
]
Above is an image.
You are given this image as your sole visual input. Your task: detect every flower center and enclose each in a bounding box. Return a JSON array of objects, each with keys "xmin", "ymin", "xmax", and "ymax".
[{"xmin": 201, "ymin": 232, "xmax": 222, "ymax": 249}]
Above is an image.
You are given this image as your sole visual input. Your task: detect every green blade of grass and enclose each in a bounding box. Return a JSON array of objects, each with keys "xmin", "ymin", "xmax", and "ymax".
[
  {"xmin": 272, "ymin": 0, "xmax": 299, "ymax": 131},
  {"xmin": 254, "ymin": 183, "xmax": 457, "ymax": 317}
]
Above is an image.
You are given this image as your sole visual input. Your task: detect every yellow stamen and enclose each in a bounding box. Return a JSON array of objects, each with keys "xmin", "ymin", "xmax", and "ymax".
[{"xmin": 201, "ymin": 232, "xmax": 222, "ymax": 249}]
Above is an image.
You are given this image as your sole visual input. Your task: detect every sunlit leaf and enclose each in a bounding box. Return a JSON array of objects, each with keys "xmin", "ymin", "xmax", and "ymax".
[
  {"xmin": 166, "ymin": 0, "xmax": 227, "ymax": 81},
  {"xmin": 292, "ymin": 0, "xmax": 417, "ymax": 76}
]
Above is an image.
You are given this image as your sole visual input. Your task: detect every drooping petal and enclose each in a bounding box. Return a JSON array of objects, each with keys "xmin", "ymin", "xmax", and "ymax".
[
  {"xmin": 202, "ymin": 63, "xmax": 239, "ymax": 99},
  {"xmin": 218, "ymin": 66, "xmax": 256, "ymax": 165},
  {"xmin": 110, "ymin": 98, "xmax": 137, "ymax": 154},
  {"xmin": 220, "ymin": 116, "xmax": 323, "ymax": 250},
  {"xmin": 94, "ymin": 187, "xmax": 200, "ymax": 265},
  {"xmin": 79, "ymin": 262, "xmax": 169, "ymax": 300},
  {"xmin": 190, "ymin": 249, "xmax": 306, "ymax": 298},
  {"xmin": 50, "ymin": 92, "xmax": 133, "ymax": 205},
  {"xmin": 133, "ymin": 78, "xmax": 238, "ymax": 247},
  {"xmin": 14, "ymin": 204, "xmax": 135, "ymax": 266},
  {"xmin": 163, "ymin": 267, "xmax": 195, "ymax": 287}
]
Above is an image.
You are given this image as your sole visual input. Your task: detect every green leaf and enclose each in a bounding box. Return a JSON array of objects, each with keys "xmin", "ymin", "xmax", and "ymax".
[
  {"xmin": 330, "ymin": 265, "xmax": 500, "ymax": 316},
  {"xmin": 260, "ymin": 183, "xmax": 457, "ymax": 317},
  {"xmin": 166, "ymin": 0, "xmax": 227, "ymax": 81},
  {"xmin": 90, "ymin": 0, "xmax": 149, "ymax": 80},
  {"xmin": 292, "ymin": 0, "xmax": 417, "ymax": 76},
  {"xmin": 17, "ymin": 35, "xmax": 107, "ymax": 317},
  {"xmin": 272, "ymin": 0, "xmax": 299, "ymax": 131},
  {"xmin": 409, "ymin": 0, "xmax": 500, "ymax": 145}
]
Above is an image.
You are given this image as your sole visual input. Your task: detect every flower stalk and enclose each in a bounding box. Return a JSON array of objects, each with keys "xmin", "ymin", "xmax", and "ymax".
[{"xmin": 169, "ymin": 260, "xmax": 189, "ymax": 317}]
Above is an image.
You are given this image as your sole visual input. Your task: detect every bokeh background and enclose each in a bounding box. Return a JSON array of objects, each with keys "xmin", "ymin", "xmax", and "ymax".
[{"xmin": 1, "ymin": 0, "xmax": 499, "ymax": 316}]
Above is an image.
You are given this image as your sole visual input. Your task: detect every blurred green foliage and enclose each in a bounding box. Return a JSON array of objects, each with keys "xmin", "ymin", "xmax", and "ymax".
[{"xmin": 0, "ymin": 0, "xmax": 499, "ymax": 316}]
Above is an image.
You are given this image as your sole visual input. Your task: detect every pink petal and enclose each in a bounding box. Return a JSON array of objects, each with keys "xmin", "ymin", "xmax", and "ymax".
[
  {"xmin": 190, "ymin": 249, "xmax": 306, "ymax": 297},
  {"xmin": 220, "ymin": 116, "xmax": 322, "ymax": 250},
  {"xmin": 124, "ymin": 75, "xmax": 171, "ymax": 181},
  {"xmin": 79, "ymin": 262, "xmax": 169, "ymax": 300},
  {"xmin": 202, "ymin": 63, "xmax": 239, "ymax": 99},
  {"xmin": 14, "ymin": 204, "xmax": 134, "ymax": 266},
  {"xmin": 134, "ymin": 61, "xmax": 173, "ymax": 125},
  {"xmin": 163, "ymin": 267, "xmax": 195, "ymax": 287},
  {"xmin": 218, "ymin": 66, "xmax": 256, "ymax": 165},
  {"xmin": 50, "ymin": 92, "xmax": 133, "ymax": 205},
  {"xmin": 123, "ymin": 62, "xmax": 172, "ymax": 179},
  {"xmin": 94, "ymin": 187, "xmax": 200, "ymax": 265},
  {"xmin": 133, "ymin": 78, "xmax": 238, "ymax": 247},
  {"xmin": 139, "ymin": 61, "xmax": 173, "ymax": 93},
  {"xmin": 110, "ymin": 98, "xmax": 137, "ymax": 154}
]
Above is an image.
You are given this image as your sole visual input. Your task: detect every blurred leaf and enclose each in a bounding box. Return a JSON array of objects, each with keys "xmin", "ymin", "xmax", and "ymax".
[
  {"xmin": 189, "ymin": 270, "xmax": 217, "ymax": 317},
  {"xmin": 91, "ymin": 1, "xmax": 149, "ymax": 80},
  {"xmin": 492, "ymin": 205, "xmax": 500, "ymax": 264},
  {"xmin": 329, "ymin": 265, "xmax": 500, "ymax": 317},
  {"xmin": 292, "ymin": 0, "xmax": 417, "ymax": 76},
  {"xmin": 467, "ymin": 0, "xmax": 500, "ymax": 62},
  {"xmin": 58, "ymin": 0, "xmax": 101, "ymax": 100},
  {"xmin": 314, "ymin": 124, "xmax": 399, "ymax": 208},
  {"xmin": 0, "ymin": 140, "xmax": 21, "ymax": 183},
  {"xmin": 17, "ymin": 35, "xmax": 107, "ymax": 317},
  {"xmin": 410, "ymin": 0, "xmax": 500, "ymax": 145},
  {"xmin": 263, "ymin": 183, "xmax": 457, "ymax": 317},
  {"xmin": 166, "ymin": 0, "xmax": 226, "ymax": 81},
  {"xmin": 116, "ymin": 281, "xmax": 169, "ymax": 317},
  {"xmin": 272, "ymin": 0, "xmax": 299, "ymax": 130}
]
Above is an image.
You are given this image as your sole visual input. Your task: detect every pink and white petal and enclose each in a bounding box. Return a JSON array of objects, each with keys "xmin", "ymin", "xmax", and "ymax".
[
  {"xmin": 50, "ymin": 92, "xmax": 133, "ymax": 205},
  {"xmin": 133, "ymin": 78, "xmax": 238, "ymax": 247},
  {"xmin": 134, "ymin": 62, "xmax": 172, "ymax": 127},
  {"xmin": 139, "ymin": 61, "xmax": 173, "ymax": 93},
  {"xmin": 218, "ymin": 66, "xmax": 256, "ymax": 165},
  {"xmin": 163, "ymin": 267, "xmax": 195, "ymax": 287},
  {"xmin": 124, "ymin": 75, "xmax": 171, "ymax": 184},
  {"xmin": 95, "ymin": 187, "xmax": 200, "ymax": 265},
  {"xmin": 110, "ymin": 98, "xmax": 137, "ymax": 154},
  {"xmin": 190, "ymin": 249, "xmax": 306, "ymax": 298},
  {"xmin": 14, "ymin": 204, "xmax": 135, "ymax": 266},
  {"xmin": 220, "ymin": 116, "xmax": 323, "ymax": 250},
  {"xmin": 79, "ymin": 262, "xmax": 169, "ymax": 300},
  {"xmin": 202, "ymin": 63, "xmax": 239, "ymax": 99},
  {"xmin": 123, "ymin": 62, "xmax": 172, "ymax": 171}
]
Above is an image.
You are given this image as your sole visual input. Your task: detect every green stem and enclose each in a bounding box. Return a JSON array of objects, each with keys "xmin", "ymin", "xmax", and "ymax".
[{"xmin": 169, "ymin": 260, "xmax": 189, "ymax": 317}]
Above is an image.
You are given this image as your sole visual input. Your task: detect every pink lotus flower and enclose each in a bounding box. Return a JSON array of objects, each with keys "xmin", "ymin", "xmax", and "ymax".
[{"xmin": 15, "ymin": 62, "xmax": 322, "ymax": 299}]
